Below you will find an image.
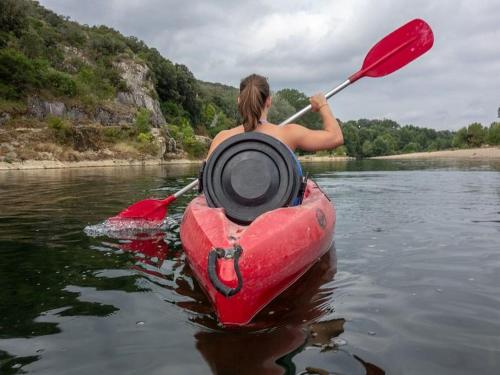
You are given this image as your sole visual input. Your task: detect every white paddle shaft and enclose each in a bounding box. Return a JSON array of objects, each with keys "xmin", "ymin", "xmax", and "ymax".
[
  {"xmin": 278, "ymin": 79, "xmax": 351, "ymax": 126},
  {"xmin": 174, "ymin": 179, "xmax": 199, "ymax": 198}
]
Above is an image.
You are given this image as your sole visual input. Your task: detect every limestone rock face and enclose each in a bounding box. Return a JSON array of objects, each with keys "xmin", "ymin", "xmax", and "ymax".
[
  {"xmin": 26, "ymin": 59, "xmax": 166, "ymax": 128},
  {"xmin": 93, "ymin": 106, "xmax": 135, "ymax": 126},
  {"xmin": 114, "ymin": 60, "xmax": 166, "ymax": 127},
  {"xmin": 28, "ymin": 97, "xmax": 67, "ymax": 118}
]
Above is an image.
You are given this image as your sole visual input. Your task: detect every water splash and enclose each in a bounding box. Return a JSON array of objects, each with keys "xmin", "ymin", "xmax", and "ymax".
[{"xmin": 84, "ymin": 216, "xmax": 178, "ymax": 239}]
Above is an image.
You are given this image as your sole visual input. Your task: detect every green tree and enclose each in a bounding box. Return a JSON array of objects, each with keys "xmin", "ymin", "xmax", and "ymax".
[
  {"xmin": 466, "ymin": 122, "xmax": 486, "ymax": 147},
  {"xmin": 342, "ymin": 122, "xmax": 361, "ymax": 157},
  {"xmin": 402, "ymin": 142, "xmax": 421, "ymax": 153},
  {"xmin": 275, "ymin": 88, "xmax": 320, "ymax": 129},
  {"xmin": 361, "ymin": 140, "xmax": 373, "ymax": 157},
  {"xmin": 268, "ymin": 94, "xmax": 295, "ymax": 123},
  {"xmin": 487, "ymin": 122, "xmax": 500, "ymax": 145},
  {"xmin": 371, "ymin": 135, "xmax": 395, "ymax": 156},
  {"xmin": 174, "ymin": 64, "xmax": 202, "ymax": 123},
  {"xmin": 452, "ymin": 127, "xmax": 468, "ymax": 148}
]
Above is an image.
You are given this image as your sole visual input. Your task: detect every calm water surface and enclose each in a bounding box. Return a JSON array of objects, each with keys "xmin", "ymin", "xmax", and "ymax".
[{"xmin": 1, "ymin": 159, "xmax": 499, "ymax": 374}]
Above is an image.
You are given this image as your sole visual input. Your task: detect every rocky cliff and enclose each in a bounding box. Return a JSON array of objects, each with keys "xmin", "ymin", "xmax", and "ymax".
[
  {"xmin": 0, "ymin": 0, "xmax": 214, "ymax": 164},
  {"xmin": 26, "ymin": 59, "xmax": 167, "ymax": 128}
]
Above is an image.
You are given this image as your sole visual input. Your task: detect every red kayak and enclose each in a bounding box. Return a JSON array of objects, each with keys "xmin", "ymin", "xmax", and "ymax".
[{"xmin": 180, "ymin": 180, "xmax": 335, "ymax": 326}]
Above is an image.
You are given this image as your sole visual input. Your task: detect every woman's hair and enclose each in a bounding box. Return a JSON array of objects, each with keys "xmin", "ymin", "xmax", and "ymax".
[{"xmin": 238, "ymin": 74, "xmax": 270, "ymax": 132}]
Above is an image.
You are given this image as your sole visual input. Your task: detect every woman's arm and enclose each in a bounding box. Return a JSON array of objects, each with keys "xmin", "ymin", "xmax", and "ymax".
[{"xmin": 285, "ymin": 93, "xmax": 344, "ymax": 152}]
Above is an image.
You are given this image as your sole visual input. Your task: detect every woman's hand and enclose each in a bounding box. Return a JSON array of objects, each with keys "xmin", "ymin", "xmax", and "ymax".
[{"xmin": 310, "ymin": 93, "xmax": 328, "ymax": 112}]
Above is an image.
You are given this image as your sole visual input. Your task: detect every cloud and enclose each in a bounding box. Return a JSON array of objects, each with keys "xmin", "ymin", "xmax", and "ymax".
[{"xmin": 39, "ymin": 0, "xmax": 500, "ymax": 129}]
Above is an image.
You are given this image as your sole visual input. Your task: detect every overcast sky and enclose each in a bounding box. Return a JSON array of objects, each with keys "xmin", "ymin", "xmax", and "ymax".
[{"xmin": 39, "ymin": 0, "xmax": 499, "ymax": 130}]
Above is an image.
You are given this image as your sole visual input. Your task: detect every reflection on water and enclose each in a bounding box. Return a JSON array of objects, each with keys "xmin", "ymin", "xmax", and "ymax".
[{"xmin": 1, "ymin": 159, "xmax": 500, "ymax": 374}]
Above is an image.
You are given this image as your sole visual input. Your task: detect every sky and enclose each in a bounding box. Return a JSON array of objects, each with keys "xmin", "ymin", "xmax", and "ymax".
[{"xmin": 39, "ymin": 0, "xmax": 500, "ymax": 130}]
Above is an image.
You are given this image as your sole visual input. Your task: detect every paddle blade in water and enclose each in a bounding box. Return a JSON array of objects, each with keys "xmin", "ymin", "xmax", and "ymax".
[
  {"xmin": 111, "ymin": 195, "xmax": 175, "ymax": 222},
  {"xmin": 350, "ymin": 19, "xmax": 434, "ymax": 82}
]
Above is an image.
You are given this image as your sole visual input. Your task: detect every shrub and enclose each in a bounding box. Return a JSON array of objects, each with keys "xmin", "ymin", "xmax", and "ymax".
[
  {"xmin": 315, "ymin": 150, "xmax": 331, "ymax": 157},
  {"xmin": 91, "ymin": 33, "xmax": 127, "ymax": 57},
  {"xmin": 135, "ymin": 133, "xmax": 159, "ymax": 156},
  {"xmin": 334, "ymin": 145, "xmax": 347, "ymax": 156},
  {"xmin": 165, "ymin": 117, "xmax": 208, "ymax": 158},
  {"xmin": 103, "ymin": 126, "xmax": 129, "ymax": 143},
  {"xmin": 183, "ymin": 137, "xmax": 208, "ymax": 159},
  {"xmin": 64, "ymin": 23, "xmax": 87, "ymax": 46},
  {"xmin": 137, "ymin": 132, "xmax": 154, "ymax": 143},
  {"xmin": 45, "ymin": 70, "xmax": 77, "ymax": 97},
  {"xmin": 47, "ymin": 116, "xmax": 72, "ymax": 144},
  {"xmin": 75, "ymin": 66, "xmax": 116, "ymax": 101},
  {"xmin": 134, "ymin": 108, "xmax": 152, "ymax": 134},
  {"xmin": 0, "ymin": 48, "xmax": 40, "ymax": 98},
  {"xmin": 0, "ymin": 99, "xmax": 27, "ymax": 113}
]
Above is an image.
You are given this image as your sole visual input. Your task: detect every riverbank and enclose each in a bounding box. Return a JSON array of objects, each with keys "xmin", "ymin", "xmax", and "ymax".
[
  {"xmin": 3, "ymin": 147, "xmax": 499, "ymax": 170},
  {"xmin": 0, "ymin": 155, "xmax": 353, "ymax": 170},
  {"xmin": 298, "ymin": 155, "xmax": 354, "ymax": 162},
  {"xmin": 370, "ymin": 147, "xmax": 500, "ymax": 160},
  {"xmin": 0, "ymin": 158, "xmax": 202, "ymax": 170}
]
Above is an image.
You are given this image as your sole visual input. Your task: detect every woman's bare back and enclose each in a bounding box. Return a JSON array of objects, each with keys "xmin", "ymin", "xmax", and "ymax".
[{"xmin": 207, "ymin": 93, "xmax": 344, "ymax": 158}]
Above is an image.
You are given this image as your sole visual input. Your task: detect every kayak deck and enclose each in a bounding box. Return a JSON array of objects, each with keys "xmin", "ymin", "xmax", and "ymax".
[{"xmin": 180, "ymin": 180, "xmax": 335, "ymax": 326}]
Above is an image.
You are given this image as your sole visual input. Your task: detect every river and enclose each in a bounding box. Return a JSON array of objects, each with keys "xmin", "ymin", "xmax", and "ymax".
[{"xmin": 1, "ymin": 159, "xmax": 499, "ymax": 374}]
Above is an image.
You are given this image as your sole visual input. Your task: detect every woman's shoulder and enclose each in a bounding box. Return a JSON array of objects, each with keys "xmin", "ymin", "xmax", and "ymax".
[
  {"xmin": 215, "ymin": 125, "xmax": 243, "ymax": 138},
  {"xmin": 207, "ymin": 125, "xmax": 244, "ymax": 157}
]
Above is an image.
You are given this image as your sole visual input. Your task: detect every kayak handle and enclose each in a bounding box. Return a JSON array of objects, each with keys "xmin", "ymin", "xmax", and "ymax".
[{"xmin": 208, "ymin": 245, "xmax": 243, "ymax": 297}]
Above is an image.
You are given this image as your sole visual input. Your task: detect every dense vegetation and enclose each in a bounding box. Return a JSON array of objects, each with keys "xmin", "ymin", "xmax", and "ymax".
[
  {"xmin": 451, "ymin": 122, "xmax": 500, "ymax": 149},
  {"xmin": 0, "ymin": 0, "xmax": 498, "ymax": 160},
  {"xmin": 268, "ymin": 89, "xmax": 500, "ymax": 157},
  {"xmin": 0, "ymin": 0, "xmax": 206, "ymax": 156}
]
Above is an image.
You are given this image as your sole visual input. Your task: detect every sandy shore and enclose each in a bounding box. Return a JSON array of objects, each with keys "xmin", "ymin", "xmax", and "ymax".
[
  {"xmin": 298, "ymin": 155, "xmax": 353, "ymax": 162},
  {"xmin": 0, "ymin": 158, "xmax": 202, "ymax": 171},
  {"xmin": 371, "ymin": 147, "xmax": 500, "ymax": 160}
]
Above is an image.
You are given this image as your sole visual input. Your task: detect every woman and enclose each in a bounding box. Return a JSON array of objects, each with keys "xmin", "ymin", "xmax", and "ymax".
[{"xmin": 207, "ymin": 74, "xmax": 344, "ymax": 157}]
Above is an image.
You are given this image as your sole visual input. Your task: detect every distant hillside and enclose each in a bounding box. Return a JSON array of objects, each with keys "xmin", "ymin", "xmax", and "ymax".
[
  {"xmin": 0, "ymin": 0, "xmax": 218, "ymax": 161},
  {"xmin": 0, "ymin": 0, "xmax": 202, "ymax": 121}
]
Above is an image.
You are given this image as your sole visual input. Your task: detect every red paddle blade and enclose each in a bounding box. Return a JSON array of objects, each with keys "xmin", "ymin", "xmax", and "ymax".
[
  {"xmin": 111, "ymin": 195, "xmax": 175, "ymax": 222},
  {"xmin": 350, "ymin": 19, "xmax": 434, "ymax": 82}
]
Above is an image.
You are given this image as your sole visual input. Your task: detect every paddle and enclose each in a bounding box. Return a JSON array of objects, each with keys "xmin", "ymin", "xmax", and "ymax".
[
  {"xmin": 280, "ymin": 18, "xmax": 434, "ymax": 125},
  {"xmin": 109, "ymin": 179, "xmax": 199, "ymax": 222},
  {"xmin": 110, "ymin": 18, "xmax": 433, "ymax": 222}
]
